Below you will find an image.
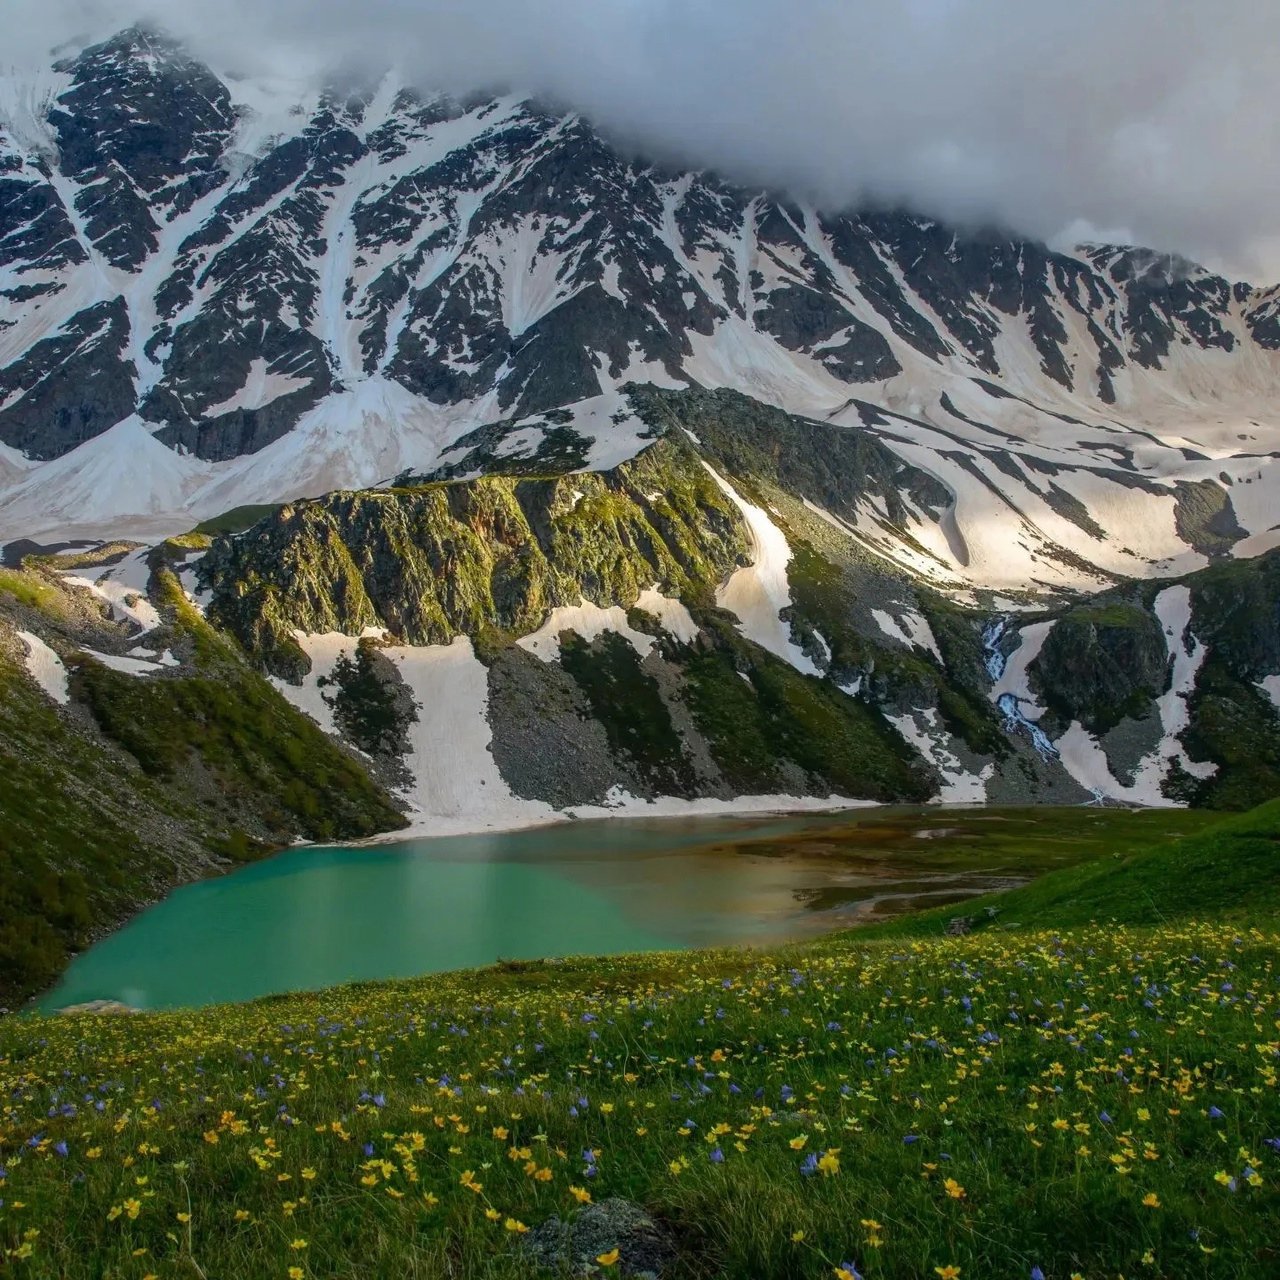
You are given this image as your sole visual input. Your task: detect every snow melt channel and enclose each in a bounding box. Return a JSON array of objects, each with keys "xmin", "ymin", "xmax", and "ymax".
[{"xmin": 985, "ymin": 618, "xmax": 1058, "ymax": 760}]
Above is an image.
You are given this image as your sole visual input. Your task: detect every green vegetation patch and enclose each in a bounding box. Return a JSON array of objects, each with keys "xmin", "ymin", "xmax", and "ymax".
[
  {"xmin": 0, "ymin": 566, "xmax": 406, "ymax": 1005},
  {"xmin": 192, "ymin": 504, "xmax": 284, "ymax": 536},
  {"xmin": 1178, "ymin": 551, "xmax": 1280, "ymax": 809},
  {"xmin": 785, "ymin": 542, "xmax": 1007, "ymax": 759},
  {"xmin": 72, "ymin": 658, "xmax": 402, "ymax": 841},
  {"xmin": 0, "ymin": 651, "xmax": 163, "ymax": 1002},
  {"xmin": 0, "ymin": 566, "xmax": 62, "ymax": 614},
  {"xmin": 867, "ymin": 797, "xmax": 1280, "ymax": 938},
  {"xmin": 684, "ymin": 615, "xmax": 933, "ymax": 803},
  {"xmin": 560, "ymin": 631, "xmax": 696, "ymax": 795},
  {"xmin": 320, "ymin": 641, "xmax": 418, "ymax": 758}
]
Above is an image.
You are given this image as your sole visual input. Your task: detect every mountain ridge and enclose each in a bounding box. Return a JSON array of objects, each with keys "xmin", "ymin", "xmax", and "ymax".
[{"xmin": 0, "ymin": 26, "xmax": 1277, "ymax": 597}]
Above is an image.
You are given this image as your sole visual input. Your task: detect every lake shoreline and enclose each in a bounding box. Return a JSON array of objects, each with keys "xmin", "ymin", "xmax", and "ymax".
[
  {"xmin": 40, "ymin": 805, "xmax": 1216, "ymax": 1014},
  {"xmin": 354, "ymin": 791, "xmax": 890, "ymax": 847}
]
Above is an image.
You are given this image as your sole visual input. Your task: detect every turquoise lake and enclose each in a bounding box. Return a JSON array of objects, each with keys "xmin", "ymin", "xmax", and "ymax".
[{"xmin": 43, "ymin": 808, "xmax": 1021, "ymax": 1010}]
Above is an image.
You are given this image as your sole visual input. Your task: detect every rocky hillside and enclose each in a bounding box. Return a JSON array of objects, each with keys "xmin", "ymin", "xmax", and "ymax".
[
  {"xmin": 3, "ymin": 386, "xmax": 1278, "ymax": 1003},
  {"xmin": 188, "ymin": 386, "xmax": 1280, "ymax": 823},
  {"xmin": 0, "ymin": 553, "xmax": 404, "ymax": 1004}
]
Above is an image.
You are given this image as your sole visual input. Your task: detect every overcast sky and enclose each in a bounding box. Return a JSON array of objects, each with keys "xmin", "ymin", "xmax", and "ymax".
[{"xmin": 13, "ymin": 0, "xmax": 1280, "ymax": 278}]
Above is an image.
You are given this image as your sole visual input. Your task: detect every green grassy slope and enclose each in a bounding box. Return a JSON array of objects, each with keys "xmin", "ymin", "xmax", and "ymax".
[
  {"xmin": 0, "ymin": 804, "xmax": 1276, "ymax": 1278},
  {"xmin": 865, "ymin": 796, "xmax": 1280, "ymax": 939},
  {"xmin": 0, "ymin": 564, "xmax": 405, "ymax": 1006}
]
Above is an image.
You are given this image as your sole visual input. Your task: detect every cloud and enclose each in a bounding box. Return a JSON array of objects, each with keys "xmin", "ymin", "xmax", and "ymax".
[{"xmin": 9, "ymin": 0, "xmax": 1280, "ymax": 278}]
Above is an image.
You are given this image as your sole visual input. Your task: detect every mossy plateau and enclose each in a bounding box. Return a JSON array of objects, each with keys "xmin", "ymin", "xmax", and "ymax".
[
  {"xmin": 200, "ymin": 436, "xmax": 747, "ymax": 678},
  {"xmin": 867, "ymin": 797, "xmax": 1280, "ymax": 938}
]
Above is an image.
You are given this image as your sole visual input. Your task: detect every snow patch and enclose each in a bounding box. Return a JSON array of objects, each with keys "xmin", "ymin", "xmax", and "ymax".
[
  {"xmin": 887, "ymin": 707, "xmax": 991, "ymax": 803},
  {"xmin": 128, "ymin": 646, "xmax": 180, "ymax": 666},
  {"xmin": 1054, "ymin": 722, "xmax": 1135, "ymax": 804},
  {"xmin": 634, "ymin": 587, "xmax": 699, "ymax": 643},
  {"xmin": 1126, "ymin": 585, "xmax": 1217, "ymax": 799},
  {"xmin": 517, "ymin": 599, "xmax": 655, "ymax": 662},
  {"xmin": 82, "ymin": 649, "xmax": 172, "ymax": 677},
  {"xmin": 203, "ymin": 358, "xmax": 311, "ymax": 417},
  {"xmin": 562, "ymin": 791, "xmax": 876, "ymax": 825},
  {"xmin": 872, "ymin": 607, "xmax": 940, "ymax": 658},
  {"xmin": 1260, "ymin": 674, "xmax": 1280, "ymax": 712},
  {"xmin": 269, "ymin": 630, "xmax": 384, "ymax": 738},
  {"xmin": 60, "ymin": 548, "xmax": 161, "ymax": 635},
  {"xmin": 16, "ymin": 630, "xmax": 68, "ymax": 704},
  {"xmin": 0, "ymin": 417, "xmax": 212, "ymax": 544},
  {"xmin": 702, "ymin": 463, "xmax": 818, "ymax": 675},
  {"xmin": 382, "ymin": 635, "xmax": 556, "ymax": 828}
]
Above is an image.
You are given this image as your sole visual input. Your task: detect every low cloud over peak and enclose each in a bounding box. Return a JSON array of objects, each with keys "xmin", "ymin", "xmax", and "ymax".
[{"xmin": 10, "ymin": 0, "xmax": 1280, "ymax": 280}]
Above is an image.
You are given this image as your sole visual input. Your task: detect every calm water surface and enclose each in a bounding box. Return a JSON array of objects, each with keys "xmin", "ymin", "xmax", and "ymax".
[{"xmin": 45, "ymin": 809, "xmax": 1021, "ymax": 1010}]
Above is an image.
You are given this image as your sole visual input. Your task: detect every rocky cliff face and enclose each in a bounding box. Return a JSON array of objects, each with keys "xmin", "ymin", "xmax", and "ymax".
[
  {"xmin": 185, "ymin": 388, "xmax": 1280, "ymax": 818},
  {"xmin": 200, "ymin": 431, "xmax": 748, "ymax": 675}
]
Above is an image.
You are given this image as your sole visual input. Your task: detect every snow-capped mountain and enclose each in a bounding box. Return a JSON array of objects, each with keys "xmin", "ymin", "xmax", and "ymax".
[{"xmin": 2, "ymin": 26, "xmax": 1278, "ymax": 592}]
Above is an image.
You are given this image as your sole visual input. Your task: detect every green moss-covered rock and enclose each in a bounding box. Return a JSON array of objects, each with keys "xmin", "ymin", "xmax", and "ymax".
[
  {"xmin": 1179, "ymin": 552, "xmax": 1280, "ymax": 808},
  {"xmin": 201, "ymin": 436, "xmax": 747, "ymax": 677},
  {"xmin": 1188, "ymin": 553, "xmax": 1280, "ymax": 681},
  {"xmin": 1031, "ymin": 602, "xmax": 1168, "ymax": 735}
]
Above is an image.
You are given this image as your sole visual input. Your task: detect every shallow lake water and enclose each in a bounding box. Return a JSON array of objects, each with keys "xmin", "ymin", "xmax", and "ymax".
[{"xmin": 44, "ymin": 807, "xmax": 1048, "ymax": 1010}]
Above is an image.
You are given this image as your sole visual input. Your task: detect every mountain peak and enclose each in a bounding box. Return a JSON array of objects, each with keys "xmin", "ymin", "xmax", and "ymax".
[{"xmin": 0, "ymin": 26, "xmax": 1276, "ymax": 594}]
